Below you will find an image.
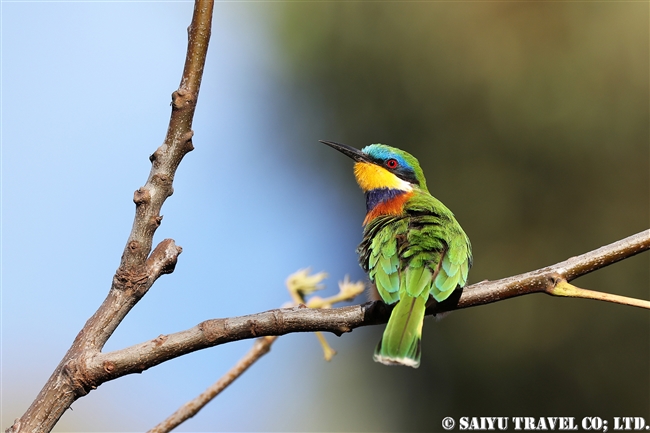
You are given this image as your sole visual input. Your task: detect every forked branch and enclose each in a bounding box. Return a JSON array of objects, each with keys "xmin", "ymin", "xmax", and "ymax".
[{"xmin": 6, "ymin": 2, "xmax": 214, "ymax": 432}]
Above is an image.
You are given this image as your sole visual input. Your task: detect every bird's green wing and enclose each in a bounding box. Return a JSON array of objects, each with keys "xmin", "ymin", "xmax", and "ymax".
[
  {"xmin": 431, "ymin": 233, "xmax": 471, "ymax": 301},
  {"xmin": 359, "ymin": 199, "xmax": 472, "ymax": 304},
  {"xmin": 404, "ymin": 194, "xmax": 472, "ymax": 302},
  {"xmin": 362, "ymin": 217, "xmax": 408, "ymax": 304}
]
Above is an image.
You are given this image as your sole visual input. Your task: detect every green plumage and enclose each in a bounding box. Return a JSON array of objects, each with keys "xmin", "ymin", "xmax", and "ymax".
[
  {"xmin": 320, "ymin": 140, "xmax": 472, "ymax": 368},
  {"xmin": 359, "ymin": 194, "xmax": 472, "ymax": 368}
]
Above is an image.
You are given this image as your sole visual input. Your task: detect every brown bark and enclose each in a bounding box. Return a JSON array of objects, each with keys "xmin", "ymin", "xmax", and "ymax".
[
  {"xmin": 150, "ymin": 229, "xmax": 648, "ymax": 433},
  {"xmin": 77, "ymin": 230, "xmax": 650, "ymax": 391}
]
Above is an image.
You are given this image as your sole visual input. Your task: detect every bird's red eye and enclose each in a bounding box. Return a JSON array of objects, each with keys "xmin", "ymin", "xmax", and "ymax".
[{"xmin": 386, "ymin": 159, "xmax": 399, "ymax": 169}]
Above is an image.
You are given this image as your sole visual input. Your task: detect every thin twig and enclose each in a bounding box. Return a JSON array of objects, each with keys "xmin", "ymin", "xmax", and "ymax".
[
  {"xmin": 148, "ymin": 336, "xmax": 278, "ymax": 433},
  {"xmin": 549, "ymin": 280, "xmax": 650, "ymax": 309},
  {"xmin": 149, "ymin": 272, "xmax": 360, "ymax": 432}
]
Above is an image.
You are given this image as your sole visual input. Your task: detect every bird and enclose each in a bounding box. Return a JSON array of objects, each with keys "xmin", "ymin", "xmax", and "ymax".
[{"xmin": 320, "ymin": 140, "xmax": 472, "ymax": 368}]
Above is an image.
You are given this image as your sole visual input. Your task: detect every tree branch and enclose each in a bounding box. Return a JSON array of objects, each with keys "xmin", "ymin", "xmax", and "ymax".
[
  {"xmin": 149, "ymin": 273, "xmax": 365, "ymax": 433},
  {"xmin": 148, "ymin": 336, "xmax": 279, "ymax": 433},
  {"xmin": 6, "ymin": 2, "xmax": 214, "ymax": 432},
  {"xmin": 446, "ymin": 229, "xmax": 649, "ymax": 311},
  {"xmin": 79, "ymin": 230, "xmax": 648, "ymax": 388}
]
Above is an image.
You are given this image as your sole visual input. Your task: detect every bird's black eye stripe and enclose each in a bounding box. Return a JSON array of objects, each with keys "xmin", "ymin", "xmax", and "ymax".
[{"xmin": 395, "ymin": 167, "xmax": 419, "ymax": 186}]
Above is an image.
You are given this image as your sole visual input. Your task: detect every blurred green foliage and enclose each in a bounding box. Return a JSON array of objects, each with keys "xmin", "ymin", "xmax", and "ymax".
[{"xmin": 273, "ymin": 3, "xmax": 648, "ymax": 431}]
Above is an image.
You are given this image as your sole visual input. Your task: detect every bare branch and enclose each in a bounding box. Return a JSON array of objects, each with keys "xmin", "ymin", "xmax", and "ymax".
[
  {"xmin": 81, "ymin": 230, "xmax": 648, "ymax": 388},
  {"xmin": 148, "ymin": 336, "xmax": 278, "ymax": 433},
  {"xmin": 6, "ymin": 2, "xmax": 214, "ymax": 432},
  {"xmin": 149, "ymin": 272, "xmax": 363, "ymax": 433},
  {"xmin": 442, "ymin": 229, "xmax": 650, "ymax": 311}
]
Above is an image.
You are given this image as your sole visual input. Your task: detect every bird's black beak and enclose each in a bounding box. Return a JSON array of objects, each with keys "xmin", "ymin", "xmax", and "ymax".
[{"xmin": 319, "ymin": 140, "xmax": 372, "ymax": 163}]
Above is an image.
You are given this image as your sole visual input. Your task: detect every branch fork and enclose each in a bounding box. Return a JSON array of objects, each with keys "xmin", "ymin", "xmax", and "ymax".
[{"xmin": 7, "ymin": 1, "xmax": 214, "ymax": 432}]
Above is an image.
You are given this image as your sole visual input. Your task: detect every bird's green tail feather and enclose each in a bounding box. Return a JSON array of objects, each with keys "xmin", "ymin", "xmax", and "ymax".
[{"xmin": 373, "ymin": 293, "xmax": 427, "ymax": 368}]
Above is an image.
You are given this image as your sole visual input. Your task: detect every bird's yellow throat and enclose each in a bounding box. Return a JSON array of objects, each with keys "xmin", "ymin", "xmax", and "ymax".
[{"xmin": 353, "ymin": 162, "xmax": 412, "ymax": 192}]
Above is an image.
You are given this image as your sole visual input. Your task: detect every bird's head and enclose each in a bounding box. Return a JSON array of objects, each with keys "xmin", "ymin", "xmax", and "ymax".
[{"xmin": 320, "ymin": 141, "xmax": 428, "ymax": 193}]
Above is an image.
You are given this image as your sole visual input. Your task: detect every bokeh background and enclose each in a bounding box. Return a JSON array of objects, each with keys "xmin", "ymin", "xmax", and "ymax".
[{"xmin": 2, "ymin": 2, "xmax": 648, "ymax": 432}]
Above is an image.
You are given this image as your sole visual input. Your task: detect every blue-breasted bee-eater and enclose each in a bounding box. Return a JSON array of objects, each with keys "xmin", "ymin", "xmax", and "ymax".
[{"xmin": 321, "ymin": 141, "xmax": 472, "ymax": 368}]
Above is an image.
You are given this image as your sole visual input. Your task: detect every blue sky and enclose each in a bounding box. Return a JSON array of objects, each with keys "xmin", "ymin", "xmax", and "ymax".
[{"xmin": 2, "ymin": 3, "xmax": 369, "ymax": 431}]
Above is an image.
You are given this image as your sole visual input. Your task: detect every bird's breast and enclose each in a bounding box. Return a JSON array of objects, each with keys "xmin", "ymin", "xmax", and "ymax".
[{"xmin": 364, "ymin": 189, "xmax": 413, "ymax": 225}]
